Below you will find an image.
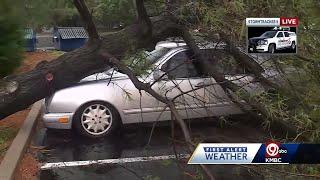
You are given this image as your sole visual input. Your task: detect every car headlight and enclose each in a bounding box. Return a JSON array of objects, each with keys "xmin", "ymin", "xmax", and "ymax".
[{"xmin": 258, "ymin": 40, "xmax": 268, "ymax": 45}]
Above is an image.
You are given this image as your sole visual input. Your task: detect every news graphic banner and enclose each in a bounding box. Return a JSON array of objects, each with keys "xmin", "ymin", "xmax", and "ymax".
[
  {"xmin": 246, "ymin": 17, "xmax": 298, "ymax": 54},
  {"xmin": 246, "ymin": 17, "xmax": 299, "ymax": 27},
  {"xmin": 188, "ymin": 142, "xmax": 320, "ymax": 164}
]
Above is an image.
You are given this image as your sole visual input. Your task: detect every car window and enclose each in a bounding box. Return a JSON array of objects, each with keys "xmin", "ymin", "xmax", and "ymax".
[
  {"xmin": 284, "ymin": 32, "xmax": 289, "ymax": 37},
  {"xmin": 289, "ymin": 32, "xmax": 296, "ymax": 37},
  {"xmin": 214, "ymin": 54, "xmax": 248, "ymax": 75},
  {"xmin": 198, "ymin": 49, "xmax": 249, "ymax": 75},
  {"xmin": 161, "ymin": 50, "xmax": 201, "ymax": 78},
  {"xmin": 277, "ymin": 32, "xmax": 284, "ymax": 37},
  {"xmin": 260, "ymin": 31, "xmax": 277, "ymax": 38},
  {"xmin": 161, "ymin": 49, "xmax": 251, "ymax": 77},
  {"xmin": 145, "ymin": 48, "xmax": 170, "ymax": 64}
]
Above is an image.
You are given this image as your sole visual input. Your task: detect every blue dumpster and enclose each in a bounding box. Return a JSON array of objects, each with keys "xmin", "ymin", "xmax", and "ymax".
[
  {"xmin": 24, "ymin": 28, "xmax": 36, "ymax": 52},
  {"xmin": 53, "ymin": 27, "xmax": 88, "ymax": 51}
]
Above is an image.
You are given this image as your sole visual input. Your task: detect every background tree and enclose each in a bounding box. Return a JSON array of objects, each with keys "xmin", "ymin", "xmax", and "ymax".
[
  {"xmin": 94, "ymin": 0, "xmax": 136, "ymax": 27},
  {"xmin": 0, "ymin": 0, "xmax": 24, "ymax": 77}
]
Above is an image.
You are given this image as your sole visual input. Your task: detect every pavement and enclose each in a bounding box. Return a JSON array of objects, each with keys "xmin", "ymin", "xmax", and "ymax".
[
  {"xmin": 37, "ymin": 34, "xmax": 54, "ymax": 48},
  {"xmin": 32, "ymin": 116, "xmax": 268, "ymax": 180}
]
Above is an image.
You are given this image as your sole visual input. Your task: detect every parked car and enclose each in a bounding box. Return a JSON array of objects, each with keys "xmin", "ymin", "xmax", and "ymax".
[
  {"xmin": 249, "ymin": 30, "xmax": 296, "ymax": 53},
  {"xmin": 43, "ymin": 41, "xmax": 266, "ymax": 138}
]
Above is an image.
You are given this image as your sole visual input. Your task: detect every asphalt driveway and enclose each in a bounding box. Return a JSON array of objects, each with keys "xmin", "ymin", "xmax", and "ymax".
[{"xmin": 34, "ymin": 117, "xmax": 268, "ymax": 180}]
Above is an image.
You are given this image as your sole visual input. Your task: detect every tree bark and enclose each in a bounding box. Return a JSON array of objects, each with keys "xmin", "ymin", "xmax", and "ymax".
[
  {"xmin": 0, "ymin": 15, "xmax": 182, "ymax": 119},
  {"xmin": 0, "ymin": 0, "xmax": 181, "ymax": 120}
]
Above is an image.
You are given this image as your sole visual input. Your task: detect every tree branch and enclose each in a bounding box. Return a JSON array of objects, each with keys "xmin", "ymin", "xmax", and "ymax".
[
  {"xmin": 100, "ymin": 52, "xmax": 215, "ymax": 180},
  {"xmin": 135, "ymin": 0, "xmax": 151, "ymax": 24},
  {"xmin": 73, "ymin": 0, "xmax": 99, "ymax": 41},
  {"xmin": 181, "ymin": 29, "xmax": 303, "ymax": 139},
  {"xmin": 135, "ymin": 0, "xmax": 152, "ymax": 37}
]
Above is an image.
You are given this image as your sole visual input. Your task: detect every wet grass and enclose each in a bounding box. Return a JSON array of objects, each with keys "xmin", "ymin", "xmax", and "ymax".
[
  {"xmin": 0, "ymin": 127, "xmax": 18, "ymax": 155},
  {"xmin": 49, "ymin": 50, "xmax": 65, "ymax": 58}
]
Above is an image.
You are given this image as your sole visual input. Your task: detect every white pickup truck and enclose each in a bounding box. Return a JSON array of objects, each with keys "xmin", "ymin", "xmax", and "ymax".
[{"xmin": 249, "ymin": 30, "xmax": 296, "ymax": 53}]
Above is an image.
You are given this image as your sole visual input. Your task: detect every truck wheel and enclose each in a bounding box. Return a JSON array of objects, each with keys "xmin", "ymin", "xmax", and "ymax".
[
  {"xmin": 268, "ymin": 44, "xmax": 275, "ymax": 53},
  {"xmin": 291, "ymin": 41, "xmax": 296, "ymax": 50}
]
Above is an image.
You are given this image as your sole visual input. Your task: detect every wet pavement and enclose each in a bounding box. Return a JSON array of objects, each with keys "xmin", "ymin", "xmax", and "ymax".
[{"xmin": 33, "ymin": 117, "xmax": 268, "ymax": 180}]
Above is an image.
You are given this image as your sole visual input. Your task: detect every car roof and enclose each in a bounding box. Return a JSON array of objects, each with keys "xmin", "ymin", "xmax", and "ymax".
[
  {"xmin": 155, "ymin": 41, "xmax": 226, "ymax": 50},
  {"xmin": 155, "ymin": 41, "xmax": 187, "ymax": 50},
  {"xmin": 156, "ymin": 41, "xmax": 265, "ymax": 73}
]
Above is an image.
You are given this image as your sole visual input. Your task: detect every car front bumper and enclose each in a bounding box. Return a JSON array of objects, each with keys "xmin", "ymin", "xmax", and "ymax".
[
  {"xmin": 255, "ymin": 44, "xmax": 268, "ymax": 52},
  {"xmin": 43, "ymin": 113, "xmax": 74, "ymax": 129}
]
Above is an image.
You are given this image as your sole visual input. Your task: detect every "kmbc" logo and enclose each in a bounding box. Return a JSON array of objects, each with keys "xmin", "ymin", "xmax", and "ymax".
[
  {"xmin": 265, "ymin": 141, "xmax": 281, "ymax": 157},
  {"xmin": 265, "ymin": 141, "xmax": 288, "ymax": 163}
]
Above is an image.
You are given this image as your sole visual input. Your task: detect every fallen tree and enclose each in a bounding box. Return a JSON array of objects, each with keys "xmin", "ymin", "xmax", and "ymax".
[
  {"xmin": 0, "ymin": 0, "xmax": 315, "ymax": 178},
  {"xmin": 0, "ymin": 0, "xmax": 217, "ymax": 179},
  {"xmin": 0, "ymin": 0, "xmax": 306, "ymax": 140},
  {"xmin": 0, "ymin": 0, "xmax": 181, "ymax": 119}
]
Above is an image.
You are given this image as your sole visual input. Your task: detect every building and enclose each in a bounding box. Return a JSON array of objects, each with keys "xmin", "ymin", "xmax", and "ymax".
[
  {"xmin": 24, "ymin": 28, "xmax": 36, "ymax": 52},
  {"xmin": 53, "ymin": 27, "xmax": 88, "ymax": 51}
]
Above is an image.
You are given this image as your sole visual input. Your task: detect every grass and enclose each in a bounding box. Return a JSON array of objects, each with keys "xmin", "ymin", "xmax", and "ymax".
[
  {"xmin": 49, "ymin": 50, "xmax": 65, "ymax": 58},
  {"xmin": 0, "ymin": 127, "xmax": 18, "ymax": 155}
]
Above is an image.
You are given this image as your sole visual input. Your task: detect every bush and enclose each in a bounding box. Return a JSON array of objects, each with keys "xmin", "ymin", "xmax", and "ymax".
[{"xmin": 0, "ymin": 16, "xmax": 24, "ymax": 78}]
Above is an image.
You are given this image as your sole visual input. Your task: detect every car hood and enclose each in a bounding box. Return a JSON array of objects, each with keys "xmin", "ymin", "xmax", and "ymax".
[{"xmin": 249, "ymin": 37, "xmax": 267, "ymax": 43}]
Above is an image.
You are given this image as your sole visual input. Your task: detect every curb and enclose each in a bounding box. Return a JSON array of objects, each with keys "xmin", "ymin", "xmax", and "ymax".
[{"xmin": 0, "ymin": 100, "xmax": 42, "ymax": 180}]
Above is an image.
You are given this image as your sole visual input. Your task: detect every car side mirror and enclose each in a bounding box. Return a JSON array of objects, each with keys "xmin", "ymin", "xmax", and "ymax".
[{"xmin": 153, "ymin": 69, "xmax": 168, "ymax": 81}]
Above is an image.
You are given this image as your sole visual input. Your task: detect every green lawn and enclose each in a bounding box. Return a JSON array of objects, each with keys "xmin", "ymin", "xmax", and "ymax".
[{"xmin": 0, "ymin": 127, "xmax": 18, "ymax": 155}]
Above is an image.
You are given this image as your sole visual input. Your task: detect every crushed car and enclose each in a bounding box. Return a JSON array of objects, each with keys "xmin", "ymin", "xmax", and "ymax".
[{"xmin": 43, "ymin": 41, "xmax": 277, "ymax": 138}]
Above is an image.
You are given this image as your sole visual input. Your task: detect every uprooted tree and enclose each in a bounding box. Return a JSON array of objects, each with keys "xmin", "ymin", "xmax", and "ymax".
[{"xmin": 1, "ymin": 0, "xmax": 320, "ymax": 178}]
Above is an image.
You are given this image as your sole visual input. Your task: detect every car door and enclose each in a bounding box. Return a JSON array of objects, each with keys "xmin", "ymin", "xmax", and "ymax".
[
  {"xmin": 283, "ymin": 31, "xmax": 291, "ymax": 48},
  {"xmin": 152, "ymin": 49, "xmax": 208, "ymax": 121},
  {"xmin": 205, "ymin": 52, "xmax": 262, "ymax": 116},
  {"xmin": 106, "ymin": 70, "xmax": 161, "ymax": 123},
  {"xmin": 276, "ymin": 32, "xmax": 284, "ymax": 49}
]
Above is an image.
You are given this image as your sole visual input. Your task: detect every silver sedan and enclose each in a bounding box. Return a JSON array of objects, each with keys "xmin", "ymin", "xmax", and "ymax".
[{"xmin": 43, "ymin": 42, "xmax": 264, "ymax": 138}]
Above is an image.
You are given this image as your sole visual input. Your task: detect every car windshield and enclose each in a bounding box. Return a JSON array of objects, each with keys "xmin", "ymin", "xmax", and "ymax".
[
  {"xmin": 145, "ymin": 47, "xmax": 170, "ymax": 64},
  {"xmin": 104, "ymin": 47, "xmax": 170, "ymax": 75},
  {"xmin": 260, "ymin": 31, "xmax": 277, "ymax": 38}
]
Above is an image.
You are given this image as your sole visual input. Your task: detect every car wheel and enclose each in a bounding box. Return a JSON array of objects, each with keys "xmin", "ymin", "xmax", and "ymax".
[
  {"xmin": 291, "ymin": 41, "xmax": 296, "ymax": 50},
  {"xmin": 268, "ymin": 44, "xmax": 275, "ymax": 53},
  {"xmin": 74, "ymin": 101, "xmax": 121, "ymax": 138}
]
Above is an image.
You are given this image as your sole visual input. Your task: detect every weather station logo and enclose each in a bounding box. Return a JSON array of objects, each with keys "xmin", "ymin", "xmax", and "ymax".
[
  {"xmin": 189, "ymin": 142, "xmax": 320, "ymax": 164},
  {"xmin": 203, "ymin": 146, "xmax": 248, "ymax": 162},
  {"xmin": 188, "ymin": 143, "xmax": 262, "ymax": 164},
  {"xmin": 265, "ymin": 141, "xmax": 288, "ymax": 163}
]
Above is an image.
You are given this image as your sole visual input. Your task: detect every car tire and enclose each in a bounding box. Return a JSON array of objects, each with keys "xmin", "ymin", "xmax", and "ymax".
[
  {"xmin": 291, "ymin": 41, "xmax": 296, "ymax": 50},
  {"xmin": 268, "ymin": 44, "xmax": 275, "ymax": 53},
  {"xmin": 73, "ymin": 101, "xmax": 121, "ymax": 138}
]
